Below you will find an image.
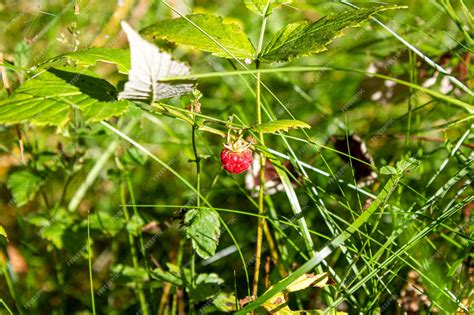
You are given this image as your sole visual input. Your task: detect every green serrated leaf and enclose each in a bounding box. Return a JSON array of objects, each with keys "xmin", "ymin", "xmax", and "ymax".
[
  {"xmin": 184, "ymin": 208, "xmax": 220, "ymax": 259},
  {"xmin": 112, "ymin": 264, "xmax": 149, "ymax": 281},
  {"xmin": 152, "ymin": 264, "xmax": 225, "ymax": 303},
  {"xmin": 41, "ymin": 47, "xmax": 131, "ymax": 74},
  {"xmin": 189, "ymin": 273, "xmax": 224, "ymax": 302},
  {"xmin": 141, "ymin": 14, "xmax": 255, "ymax": 59},
  {"xmin": 212, "ymin": 292, "xmax": 237, "ymax": 313},
  {"xmin": 126, "ymin": 214, "xmax": 145, "ymax": 236},
  {"xmin": 244, "ymin": 0, "xmax": 292, "ymax": 17},
  {"xmin": 252, "ymin": 119, "xmax": 310, "ymax": 134},
  {"xmin": 87, "ymin": 212, "xmax": 125, "ymax": 237},
  {"xmin": 396, "ymin": 157, "xmax": 421, "ymax": 173},
  {"xmin": 380, "ymin": 165, "xmax": 397, "ymax": 175},
  {"xmin": 260, "ymin": 5, "xmax": 403, "ymax": 63},
  {"xmin": 0, "ymin": 67, "xmax": 129, "ymax": 127},
  {"xmin": 33, "ymin": 208, "xmax": 75, "ymax": 249},
  {"xmin": 6, "ymin": 170, "xmax": 44, "ymax": 206},
  {"xmin": 0, "ymin": 225, "xmax": 8, "ymax": 242},
  {"xmin": 152, "ymin": 263, "xmax": 185, "ymax": 286}
]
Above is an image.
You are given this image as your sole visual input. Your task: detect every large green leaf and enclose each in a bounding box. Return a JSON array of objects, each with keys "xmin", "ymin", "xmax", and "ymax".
[
  {"xmin": 7, "ymin": 170, "xmax": 44, "ymax": 206},
  {"xmin": 0, "ymin": 67, "xmax": 129, "ymax": 127},
  {"xmin": 28, "ymin": 208, "xmax": 76, "ymax": 249},
  {"xmin": 244, "ymin": 0, "xmax": 292, "ymax": 16},
  {"xmin": 86, "ymin": 212, "xmax": 125, "ymax": 237},
  {"xmin": 41, "ymin": 47, "xmax": 130, "ymax": 74},
  {"xmin": 184, "ymin": 208, "xmax": 221, "ymax": 259},
  {"xmin": 252, "ymin": 119, "xmax": 310, "ymax": 134},
  {"xmin": 141, "ymin": 14, "xmax": 255, "ymax": 59},
  {"xmin": 260, "ymin": 5, "xmax": 403, "ymax": 62}
]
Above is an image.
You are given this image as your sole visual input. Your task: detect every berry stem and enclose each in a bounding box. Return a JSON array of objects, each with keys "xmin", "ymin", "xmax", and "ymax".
[{"xmin": 252, "ymin": 6, "xmax": 269, "ymax": 298}]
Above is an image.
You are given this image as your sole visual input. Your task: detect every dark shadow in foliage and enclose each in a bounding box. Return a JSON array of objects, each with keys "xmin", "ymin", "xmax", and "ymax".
[{"xmin": 48, "ymin": 68, "xmax": 118, "ymax": 101}]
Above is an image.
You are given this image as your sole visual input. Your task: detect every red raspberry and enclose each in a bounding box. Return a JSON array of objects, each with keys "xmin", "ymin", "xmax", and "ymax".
[{"xmin": 220, "ymin": 140, "xmax": 253, "ymax": 174}]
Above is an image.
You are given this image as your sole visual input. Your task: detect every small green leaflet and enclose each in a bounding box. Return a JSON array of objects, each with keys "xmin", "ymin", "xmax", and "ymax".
[
  {"xmin": 184, "ymin": 208, "xmax": 220, "ymax": 259},
  {"xmin": 244, "ymin": 0, "xmax": 292, "ymax": 17},
  {"xmin": 141, "ymin": 14, "xmax": 255, "ymax": 59},
  {"xmin": 40, "ymin": 47, "xmax": 131, "ymax": 74},
  {"xmin": 7, "ymin": 170, "xmax": 44, "ymax": 206},
  {"xmin": 0, "ymin": 225, "xmax": 8, "ymax": 242},
  {"xmin": 0, "ymin": 67, "xmax": 129, "ymax": 127},
  {"xmin": 152, "ymin": 263, "xmax": 235, "ymax": 310},
  {"xmin": 260, "ymin": 5, "xmax": 403, "ymax": 63},
  {"xmin": 252, "ymin": 119, "xmax": 310, "ymax": 134}
]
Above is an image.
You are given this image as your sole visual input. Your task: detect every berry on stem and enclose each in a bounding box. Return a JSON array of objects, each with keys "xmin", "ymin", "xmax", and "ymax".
[{"xmin": 220, "ymin": 139, "xmax": 253, "ymax": 174}]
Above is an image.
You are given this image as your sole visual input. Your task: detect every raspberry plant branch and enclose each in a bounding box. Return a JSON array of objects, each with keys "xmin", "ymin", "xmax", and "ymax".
[{"xmin": 101, "ymin": 119, "xmax": 253, "ymax": 303}]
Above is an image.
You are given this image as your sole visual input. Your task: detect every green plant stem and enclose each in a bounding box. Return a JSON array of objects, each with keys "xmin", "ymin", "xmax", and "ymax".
[
  {"xmin": 87, "ymin": 211, "xmax": 96, "ymax": 315},
  {"xmin": 53, "ymin": 249, "xmax": 65, "ymax": 315},
  {"xmin": 252, "ymin": 7, "xmax": 269, "ymax": 298},
  {"xmin": 125, "ymin": 175, "xmax": 152, "ymax": 297},
  {"xmin": 120, "ymin": 179, "xmax": 150, "ymax": 315},
  {"xmin": 1, "ymin": 260, "xmax": 24, "ymax": 315},
  {"xmin": 0, "ymin": 298, "xmax": 13, "ymax": 315}
]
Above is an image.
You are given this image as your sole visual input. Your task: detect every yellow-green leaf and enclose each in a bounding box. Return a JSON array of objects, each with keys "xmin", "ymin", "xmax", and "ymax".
[
  {"xmin": 141, "ymin": 14, "xmax": 255, "ymax": 59},
  {"xmin": 244, "ymin": 0, "xmax": 292, "ymax": 17},
  {"xmin": 261, "ymin": 273, "xmax": 342, "ymax": 314},
  {"xmin": 0, "ymin": 225, "xmax": 8, "ymax": 242},
  {"xmin": 252, "ymin": 119, "xmax": 310, "ymax": 134},
  {"xmin": 40, "ymin": 47, "xmax": 131, "ymax": 74}
]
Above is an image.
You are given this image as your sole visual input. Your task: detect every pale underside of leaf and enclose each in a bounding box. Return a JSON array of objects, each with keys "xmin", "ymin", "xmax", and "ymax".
[
  {"xmin": 252, "ymin": 119, "xmax": 311, "ymax": 134},
  {"xmin": 140, "ymin": 14, "xmax": 256, "ymax": 59},
  {"xmin": 118, "ymin": 21, "xmax": 194, "ymax": 102},
  {"xmin": 260, "ymin": 5, "xmax": 403, "ymax": 63},
  {"xmin": 0, "ymin": 68, "xmax": 129, "ymax": 127},
  {"xmin": 261, "ymin": 273, "xmax": 344, "ymax": 314}
]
